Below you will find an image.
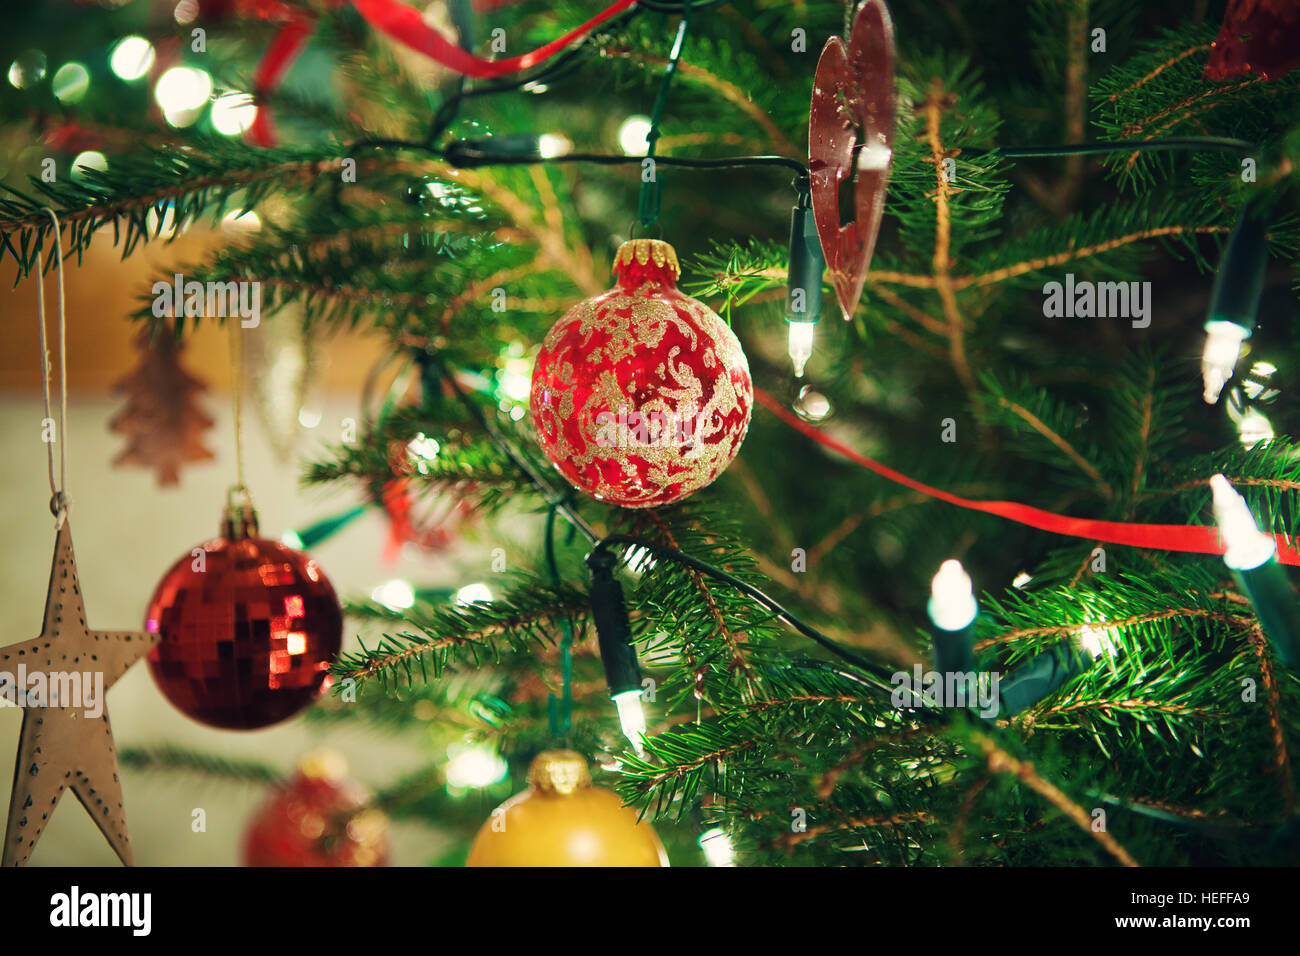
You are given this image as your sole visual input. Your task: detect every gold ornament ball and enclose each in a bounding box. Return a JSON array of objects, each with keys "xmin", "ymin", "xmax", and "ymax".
[{"xmin": 466, "ymin": 751, "xmax": 668, "ymax": 867}]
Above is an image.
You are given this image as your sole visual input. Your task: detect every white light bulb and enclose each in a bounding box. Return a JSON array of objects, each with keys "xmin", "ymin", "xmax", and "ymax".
[
  {"xmin": 1210, "ymin": 473, "xmax": 1275, "ymax": 571},
  {"xmin": 699, "ymin": 827, "xmax": 736, "ymax": 867},
  {"xmin": 71, "ymin": 151, "xmax": 107, "ymax": 180},
  {"xmin": 407, "ymin": 432, "xmax": 440, "ymax": 474},
  {"xmin": 1201, "ymin": 320, "xmax": 1250, "ymax": 404},
  {"xmin": 210, "ymin": 91, "xmax": 257, "ymax": 136},
  {"xmin": 154, "ymin": 66, "xmax": 212, "ymax": 113},
  {"xmin": 1238, "ymin": 409, "xmax": 1274, "ymax": 449},
  {"xmin": 445, "ymin": 743, "xmax": 508, "ymax": 789},
  {"xmin": 455, "ymin": 582, "xmax": 493, "ymax": 606},
  {"xmin": 857, "ymin": 136, "xmax": 893, "ymax": 172},
  {"xmin": 1077, "ymin": 624, "xmax": 1117, "ymax": 659},
  {"xmin": 537, "ymin": 133, "xmax": 571, "ymax": 159},
  {"xmin": 110, "ymin": 37, "xmax": 154, "ymax": 82},
  {"xmin": 613, "ymin": 689, "xmax": 647, "ymax": 753},
  {"xmin": 787, "ymin": 321, "xmax": 815, "ymax": 378},
  {"xmin": 371, "ymin": 579, "xmax": 416, "ymax": 610},
  {"xmin": 928, "ymin": 559, "xmax": 978, "ymax": 631},
  {"xmin": 222, "ymin": 209, "xmax": 262, "ymax": 234},
  {"xmin": 617, "ymin": 115, "xmax": 653, "ymax": 155}
]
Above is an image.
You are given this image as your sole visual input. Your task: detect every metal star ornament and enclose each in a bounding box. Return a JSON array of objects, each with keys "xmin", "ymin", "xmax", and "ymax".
[{"xmin": 2, "ymin": 520, "xmax": 155, "ymax": 866}]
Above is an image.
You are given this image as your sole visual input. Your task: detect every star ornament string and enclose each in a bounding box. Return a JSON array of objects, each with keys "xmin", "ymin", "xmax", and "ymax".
[{"xmin": 33, "ymin": 207, "xmax": 69, "ymax": 526}]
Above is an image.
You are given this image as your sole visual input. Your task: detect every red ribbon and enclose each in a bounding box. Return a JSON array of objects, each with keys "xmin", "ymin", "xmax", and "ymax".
[
  {"xmin": 351, "ymin": 0, "xmax": 637, "ymax": 77},
  {"xmin": 250, "ymin": 0, "xmax": 638, "ymax": 145},
  {"xmin": 752, "ymin": 387, "xmax": 1300, "ymax": 567},
  {"xmin": 249, "ymin": 9, "xmax": 317, "ymax": 147}
]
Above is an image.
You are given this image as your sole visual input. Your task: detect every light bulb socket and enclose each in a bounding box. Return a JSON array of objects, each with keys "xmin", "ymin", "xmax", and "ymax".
[
  {"xmin": 586, "ymin": 548, "xmax": 643, "ymax": 697},
  {"xmin": 995, "ymin": 646, "xmax": 1088, "ymax": 719},
  {"xmin": 1233, "ymin": 562, "xmax": 1300, "ymax": 671},
  {"xmin": 785, "ymin": 200, "xmax": 825, "ymax": 323},
  {"xmin": 444, "ymin": 135, "xmax": 543, "ymax": 167},
  {"xmin": 288, "ymin": 504, "xmax": 367, "ymax": 550},
  {"xmin": 1206, "ymin": 199, "xmax": 1268, "ymax": 334},
  {"xmin": 930, "ymin": 622, "xmax": 976, "ymax": 675}
]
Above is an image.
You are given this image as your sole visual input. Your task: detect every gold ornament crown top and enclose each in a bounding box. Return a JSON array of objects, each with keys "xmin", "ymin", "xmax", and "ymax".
[
  {"xmin": 527, "ymin": 750, "xmax": 592, "ymax": 796},
  {"xmin": 221, "ymin": 485, "xmax": 259, "ymax": 540},
  {"xmin": 613, "ymin": 239, "xmax": 680, "ymax": 279},
  {"xmin": 298, "ymin": 749, "xmax": 348, "ymax": 782}
]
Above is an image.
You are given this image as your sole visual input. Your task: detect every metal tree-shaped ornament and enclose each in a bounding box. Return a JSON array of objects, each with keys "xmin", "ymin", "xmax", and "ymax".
[{"xmin": 809, "ymin": 0, "xmax": 897, "ymax": 321}]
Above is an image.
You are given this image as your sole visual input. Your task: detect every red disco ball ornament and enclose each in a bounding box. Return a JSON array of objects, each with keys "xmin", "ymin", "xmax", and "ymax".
[
  {"xmin": 145, "ymin": 494, "xmax": 342, "ymax": 730},
  {"xmin": 530, "ymin": 239, "xmax": 752, "ymax": 508},
  {"xmin": 243, "ymin": 752, "xmax": 390, "ymax": 867}
]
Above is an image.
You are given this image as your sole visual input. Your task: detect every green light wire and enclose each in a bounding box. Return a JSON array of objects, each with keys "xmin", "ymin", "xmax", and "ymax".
[
  {"xmin": 637, "ymin": 0, "xmax": 694, "ymax": 231},
  {"xmin": 545, "ymin": 502, "xmax": 575, "ymax": 742}
]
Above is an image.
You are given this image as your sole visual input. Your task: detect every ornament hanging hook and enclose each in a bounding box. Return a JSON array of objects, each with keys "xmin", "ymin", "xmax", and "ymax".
[
  {"xmin": 626, "ymin": 218, "xmax": 664, "ymax": 241},
  {"xmin": 34, "ymin": 207, "xmax": 69, "ymax": 528}
]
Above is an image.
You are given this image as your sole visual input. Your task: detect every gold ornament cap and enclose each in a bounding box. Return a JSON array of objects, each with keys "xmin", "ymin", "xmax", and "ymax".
[
  {"xmin": 527, "ymin": 750, "xmax": 592, "ymax": 796},
  {"xmin": 298, "ymin": 748, "xmax": 348, "ymax": 782},
  {"xmin": 221, "ymin": 485, "xmax": 260, "ymax": 540},
  {"xmin": 613, "ymin": 239, "xmax": 681, "ymax": 280}
]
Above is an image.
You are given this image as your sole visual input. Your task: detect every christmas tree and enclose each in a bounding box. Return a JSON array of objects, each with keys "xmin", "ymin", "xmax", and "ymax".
[{"xmin": 2, "ymin": 0, "xmax": 1299, "ymax": 869}]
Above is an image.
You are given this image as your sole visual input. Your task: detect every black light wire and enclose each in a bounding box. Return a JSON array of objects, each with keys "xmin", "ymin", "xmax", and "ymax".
[
  {"xmin": 973, "ymin": 137, "xmax": 1257, "ymax": 159},
  {"xmin": 591, "ymin": 533, "xmax": 892, "ymax": 682}
]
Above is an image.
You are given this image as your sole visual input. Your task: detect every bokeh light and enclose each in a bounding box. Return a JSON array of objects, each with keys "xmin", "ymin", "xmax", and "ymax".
[
  {"xmin": 71, "ymin": 151, "xmax": 108, "ymax": 180},
  {"xmin": 8, "ymin": 50, "xmax": 46, "ymax": 89},
  {"xmin": 699, "ymin": 828, "xmax": 736, "ymax": 866},
  {"xmin": 444, "ymin": 744, "xmax": 508, "ymax": 791},
  {"xmin": 109, "ymin": 36, "xmax": 155, "ymax": 82},
  {"xmin": 155, "ymin": 66, "xmax": 212, "ymax": 127},
  {"xmin": 210, "ymin": 91, "xmax": 257, "ymax": 136},
  {"xmin": 371, "ymin": 580, "xmax": 415, "ymax": 611},
  {"xmin": 617, "ymin": 115, "xmax": 653, "ymax": 155},
  {"xmin": 52, "ymin": 63, "xmax": 90, "ymax": 103},
  {"xmin": 454, "ymin": 583, "xmax": 493, "ymax": 606}
]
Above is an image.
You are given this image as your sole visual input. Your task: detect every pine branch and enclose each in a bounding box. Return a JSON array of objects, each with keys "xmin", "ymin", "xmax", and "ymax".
[
  {"xmin": 118, "ymin": 744, "xmax": 284, "ymax": 786},
  {"xmin": 330, "ymin": 582, "xmax": 588, "ymax": 692},
  {"xmin": 0, "ymin": 141, "xmax": 362, "ymax": 278}
]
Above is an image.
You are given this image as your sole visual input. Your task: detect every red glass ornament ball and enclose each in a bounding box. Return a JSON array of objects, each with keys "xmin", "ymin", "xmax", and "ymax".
[
  {"xmin": 145, "ymin": 531, "xmax": 342, "ymax": 731},
  {"xmin": 242, "ymin": 755, "xmax": 390, "ymax": 867},
  {"xmin": 530, "ymin": 239, "xmax": 753, "ymax": 508}
]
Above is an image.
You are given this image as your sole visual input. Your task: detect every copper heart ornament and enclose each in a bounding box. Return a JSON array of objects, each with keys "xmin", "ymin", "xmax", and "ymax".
[{"xmin": 809, "ymin": 0, "xmax": 896, "ymax": 321}]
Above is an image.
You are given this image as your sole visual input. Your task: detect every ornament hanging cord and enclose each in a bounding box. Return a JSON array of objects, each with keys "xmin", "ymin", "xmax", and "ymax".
[
  {"xmin": 228, "ymin": 316, "xmax": 251, "ymax": 509},
  {"xmin": 33, "ymin": 207, "xmax": 69, "ymax": 527},
  {"xmin": 636, "ymin": 0, "xmax": 693, "ymax": 231}
]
